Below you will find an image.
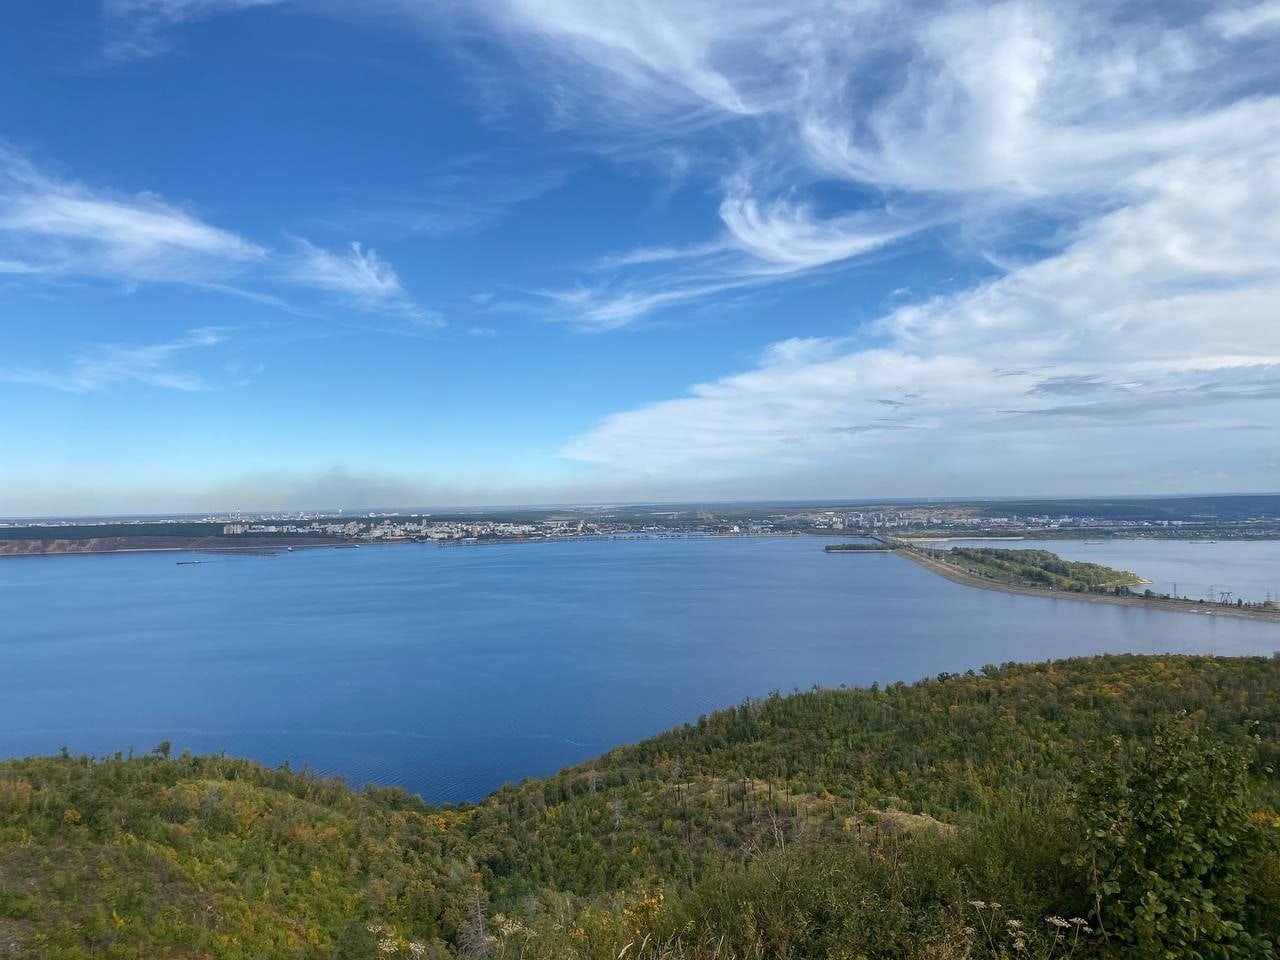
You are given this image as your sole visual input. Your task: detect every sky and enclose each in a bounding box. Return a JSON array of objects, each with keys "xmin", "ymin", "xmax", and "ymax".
[{"xmin": 1, "ymin": 0, "xmax": 1279, "ymax": 515}]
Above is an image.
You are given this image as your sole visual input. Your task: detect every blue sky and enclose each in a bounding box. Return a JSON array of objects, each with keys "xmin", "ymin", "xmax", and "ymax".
[{"xmin": 2, "ymin": 0, "xmax": 1279, "ymax": 515}]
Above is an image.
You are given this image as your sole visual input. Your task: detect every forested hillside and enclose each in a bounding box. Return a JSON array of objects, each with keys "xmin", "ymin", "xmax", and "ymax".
[{"xmin": 3, "ymin": 654, "xmax": 1279, "ymax": 959}]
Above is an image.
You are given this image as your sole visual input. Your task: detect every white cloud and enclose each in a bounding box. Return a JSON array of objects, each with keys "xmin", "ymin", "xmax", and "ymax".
[
  {"xmin": 565, "ymin": 103, "xmax": 1280, "ymax": 480},
  {"xmin": 102, "ymin": 0, "xmax": 285, "ymax": 60},
  {"xmin": 0, "ymin": 327, "xmax": 228, "ymax": 392},
  {"xmin": 0, "ymin": 147, "xmax": 431, "ymax": 321},
  {"xmin": 535, "ymin": 277, "xmax": 761, "ymax": 331},
  {"xmin": 70, "ymin": 0, "xmax": 1280, "ymax": 488},
  {"xmin": 410, "ymin": 0, "xmax": 1279, "ymax": 330},
  {"xmin": 445, "ymin": 0, "xmax": 787, "ymax": 120},
  {"xmin": 718, "ymin": 187, "xmax": 922, "ymax": 272},
  {"xmin": 1209, "ymin": 1, "xmax": 1280, "ymax": 38},
  {"xmin": 284, "ymin": 239, "xmax": 424, "ymax": 318},
  {"xmin": 91, "ymin": 0, "xmax": 1280, "ymax": 337},
  {"xmin": 0, "ymin": 147, "xmax": 264, "ymax": 284},
  {"xmin": 535, "ymin": 188, "xmax": 926, "ymax": 329},
  {"xmin": 351, "ymin": 0, "xmax": 1280, "ymax": 483}
]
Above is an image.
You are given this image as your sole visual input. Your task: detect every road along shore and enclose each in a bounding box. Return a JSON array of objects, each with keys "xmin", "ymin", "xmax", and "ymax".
[{"xmin": 897, "ymin": 546, "xmax": 1280, "ymax": 624}]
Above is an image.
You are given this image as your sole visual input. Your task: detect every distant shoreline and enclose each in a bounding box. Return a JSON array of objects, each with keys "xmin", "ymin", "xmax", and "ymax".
[
  {"xmin": 0, "ymin": 530, "xmax": 844, "ymax": 559},
  {"xmin": 897, "ymin": 547, "xmax": 1280, "ymax": 624},
  {"xmin": 6, "ymin": 534, "xmax": 1280, "ymax": 626},
  {"xmin": 0, "ymin": 536, "xmax": 339, "ymax": 558}
]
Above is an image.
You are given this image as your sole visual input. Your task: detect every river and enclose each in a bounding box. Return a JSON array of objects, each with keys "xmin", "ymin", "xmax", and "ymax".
[{"xmin": 1, "ymin": 536, "xmax": 1276, "ymax": 802}]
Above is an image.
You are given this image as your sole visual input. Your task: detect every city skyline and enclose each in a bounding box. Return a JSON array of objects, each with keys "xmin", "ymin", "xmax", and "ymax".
[{"xmin": 3, "ymin": 1, "xmax": 1280, "ymax": 515}]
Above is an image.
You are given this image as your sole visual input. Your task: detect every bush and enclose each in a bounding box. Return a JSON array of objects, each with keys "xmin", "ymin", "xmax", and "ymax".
[{"xmin": 1074, "ymin": 718, "xmax": 1274, "ymax": 958}]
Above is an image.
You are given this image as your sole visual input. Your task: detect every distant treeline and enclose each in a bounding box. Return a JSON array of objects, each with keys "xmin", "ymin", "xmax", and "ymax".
[
  {"xmin": 0, "ymin": 521, "xmax": 226, "ymax": 540},
  {"xmin": 969, "ymin": 494, "xmax": 1280, "ymax": 521},
  {"xmin": 944, "ymin": 547, "xmax": 1144, "ymax": 592},
  {"xmin": 0, "ymin": 522, "xmax": 319, "ymax": 541}
]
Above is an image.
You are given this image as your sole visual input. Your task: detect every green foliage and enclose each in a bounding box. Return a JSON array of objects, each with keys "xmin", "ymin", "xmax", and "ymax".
[
  {"xmin": 1076, "ymin": 719, "xmax": 1275, "ymax": 958},
  {"xmin": 947, "ymin": 547, "xmax": 1144, "ymax": 592},
  {"xmin": 2, "ymin": 655, "xmax": 1279, "ymax": 958}
]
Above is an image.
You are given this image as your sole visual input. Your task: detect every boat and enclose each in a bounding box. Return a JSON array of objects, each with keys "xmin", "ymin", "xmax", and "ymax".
[{"xmin": 176, "ymin": 559, "xmax": 203, "ymax": 565}]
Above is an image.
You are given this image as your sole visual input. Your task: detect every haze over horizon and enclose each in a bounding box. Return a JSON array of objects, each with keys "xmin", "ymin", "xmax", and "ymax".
[
  {"xmin": 9, "ymin": 489, "xmax": 1280, "ymax": 524},
  {"xmin": 3, "ymin": 1, "xmax": 1279, "ymax": 516}
]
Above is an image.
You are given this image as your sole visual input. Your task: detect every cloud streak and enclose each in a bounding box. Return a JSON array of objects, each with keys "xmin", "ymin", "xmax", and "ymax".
[
  {"xmin": 284, "ymin": 239, "xmax": 428, "ymax": 320},
  {"xmin": 0, "ymin": 147, "xmax": 429, "ymax": 322},
  {"xmin": 0, "ymin": 327, "xmax": 228, "ymax": 392},
  {"xmin": 564, "ymin": 90, "xmax": 1280, "ymax": 481},
  {"xmin": 76, "ymin": 0, "xmax": 1280, "ymax": 493},
  {"xmin": 415, "ymin": 0, "xmax": 1279, "ymax": 330},
  {"xmin": 0, "ymin": 147, "xmax": 263, "ymax": 283},
  {"xmin": 102, "ymin": 0, "xmax": 285, "ymax": 61}
]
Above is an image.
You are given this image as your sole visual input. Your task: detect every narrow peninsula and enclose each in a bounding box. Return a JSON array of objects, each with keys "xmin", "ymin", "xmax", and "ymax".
[{"xmin": 892, "ymin": 542, "xmax": 1280, "ymax": 623}]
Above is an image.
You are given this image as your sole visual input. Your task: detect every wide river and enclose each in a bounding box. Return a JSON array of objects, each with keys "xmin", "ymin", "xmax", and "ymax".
[{"xmin": 1, "ymin": 536, "xmax": 1276, "ymax": 802}]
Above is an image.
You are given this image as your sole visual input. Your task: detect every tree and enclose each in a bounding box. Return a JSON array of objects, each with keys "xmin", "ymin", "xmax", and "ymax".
[
  {"xmin": 1074, "ymin": 718, "xmax": 1272, "ymax": 958},
  {"xmin": 333, "ymin": 919, "xmax": 378, "ymax": 959},
  {"xmin": 457, "ymin": 887, "xmax": 492, "ymax": 959}
]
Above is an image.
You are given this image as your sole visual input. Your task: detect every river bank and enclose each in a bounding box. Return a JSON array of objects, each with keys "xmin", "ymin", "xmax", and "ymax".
[
  {"xmin": 897, "ymin": 547, "xmax": 1280, "ymax": 624},
  {"xmin": 0, "ymin": 536, "xmax": 339, "ymax": 557},
  {"xmin": 0, "ymin": 529, "xmax": 838, "ymax": 559}
]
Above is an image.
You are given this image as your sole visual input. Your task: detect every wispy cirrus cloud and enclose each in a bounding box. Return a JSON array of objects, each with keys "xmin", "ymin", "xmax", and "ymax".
[
  {"xmin": 1209, "ymin": 1, "xmax": 1280, "ymax": 38},
  {"xmin": 533, "ymin": 277, "xmax": 760, "ymax": 332},
  {"xmin": 101, "ymin": 0, "xmax": 285, "ymax": 61},
  {"xmin": 320, "ymin": 0, "xmax": 1280, "ymax": 484},
  {"xmin": 533, "ymin": 190, "xmax": 928, "ymax": 330},
  {"xmin": 412, "ymin": 0, "xmax": 1280, "ymax": 331},
  {"xmin": 0, "ymin": 147, "xmax": 263, "ymax": 284},
  {"xmin": 0, "ymin": 147, "xmax": 430, "ymax": 322},
  {"xmin": 364, "ymin": 151, "xmax": 578, "ymax": 236},
  {"xmin": 284, "ymin": 238, "xmax": 429, "ymax": 320},
  {"xmin": 0, "ymin": 327, "xmax": 228, "ymax": 392},
  {"xmin": 82, "ymin": 0, "xmax": 1280, "ymax": 490},
  {"xmin": 92, "ymin": 0, "xmax": 1280, "ymax": 334},
  {"xmin": 564, "ymin": 108, "xmax": 1280, "ymax": 481}
]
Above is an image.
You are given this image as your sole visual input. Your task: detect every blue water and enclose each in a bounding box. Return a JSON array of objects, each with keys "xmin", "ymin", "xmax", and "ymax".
[{"xmin": 1, "ymin": 537, "xmax": 1276, "ymax": 803}]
